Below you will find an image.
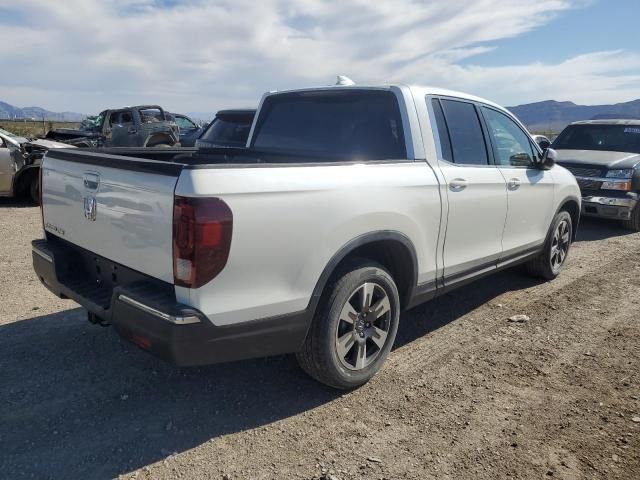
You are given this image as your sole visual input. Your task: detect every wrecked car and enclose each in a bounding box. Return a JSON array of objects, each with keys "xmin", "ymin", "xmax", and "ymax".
[
  {"xmin": 0, "ymin": 127, "xmax": 74, "ymax": 203},
  {"xmin": 168, "ymin": 113, "xmax": 204, "ymax": 147},
  {"xmin": 45, "ymin": 105, "xmax": 180, "ymax": 148}
]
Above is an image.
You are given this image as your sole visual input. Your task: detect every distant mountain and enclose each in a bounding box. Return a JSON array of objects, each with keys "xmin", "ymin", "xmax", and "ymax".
[
  {"xmin": 507, "ymin": 99, "xmax": 640, "ymax": 133},
  {"xmin": 0, "ymin": 100, "xmax": 85, "ymax": 122}
]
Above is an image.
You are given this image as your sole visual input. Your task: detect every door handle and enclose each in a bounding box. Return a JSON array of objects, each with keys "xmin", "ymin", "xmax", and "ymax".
[
  {"xmin": 449, "ymin": 178, "xmax": 468, "ymax": 191},
  {"xmin": 507, "ymin": 178, "xmax": 521, "ymax": 190},
  {"xmin": 127, "ymin": 126, "xmax": 138, "ymax": 135}
]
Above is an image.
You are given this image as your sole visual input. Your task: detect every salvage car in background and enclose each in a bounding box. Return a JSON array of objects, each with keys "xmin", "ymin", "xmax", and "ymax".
[
  {"xmin": 553, "ymin": 120, "xmax": 640, "ymax": 230},
  {"xmin": 45, "ymin": 105, "xmax": 179, "ymax": 148},
  {"xmin": 0, "ymin": 127, "xmax": 74, "ymax": 203},
  {"xmin": 169, "ymin": 113, "xmax": 203, "ymax": 147},
  {"xmin": 195, "ymin": 109, "xmax": 256, "ymax": 149}
]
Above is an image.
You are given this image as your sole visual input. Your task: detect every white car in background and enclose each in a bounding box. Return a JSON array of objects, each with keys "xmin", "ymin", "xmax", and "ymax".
[{"xmin": 0, "ymin": 128, "xmax": 73, "ymax": 203}]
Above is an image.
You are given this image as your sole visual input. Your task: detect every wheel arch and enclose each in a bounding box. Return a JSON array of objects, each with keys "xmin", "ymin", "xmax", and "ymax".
[
  {"xmin": 306, "ymin": 231, "xmax": 419, "ymax": 320},
  {"xmin": 557, "ymin": 196, "xmax": 580, "ymax": 241},
  {"xmin": 144, "ymin": 132, "xmax": 177, "ymax": 147},
  {"xmin": 12, "ymin": 165, "xmax": 39, "ymax": 198}
]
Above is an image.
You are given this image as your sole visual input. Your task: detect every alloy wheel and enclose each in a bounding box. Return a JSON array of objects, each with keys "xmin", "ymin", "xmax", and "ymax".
[
  {"xmin": 334, "ymin": 282, "xmax": 392, "ymax": 371},
  {"xmin": 550, "ymin": 219, "xmax": 570, "ymax": 271}
]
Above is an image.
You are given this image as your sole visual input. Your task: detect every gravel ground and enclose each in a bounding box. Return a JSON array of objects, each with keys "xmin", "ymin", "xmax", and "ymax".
[{"xmin": 0, "ymin": 199, "xmax": 638, "ymax": 480}]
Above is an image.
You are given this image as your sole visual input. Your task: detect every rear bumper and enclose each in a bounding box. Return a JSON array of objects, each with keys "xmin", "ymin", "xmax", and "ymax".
[
  {"xmin": 581, "ymin": 194, "xmax": 638, "ymax": 220},
  {"xmin": 32, "ymin": 238, "xmax": 309, "ymax": 366}
]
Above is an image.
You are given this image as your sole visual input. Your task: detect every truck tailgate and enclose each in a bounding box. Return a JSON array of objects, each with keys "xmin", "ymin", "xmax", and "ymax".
[{"xmin": 41, "ymin": 150, "xmax": 182, "ymax": 283}]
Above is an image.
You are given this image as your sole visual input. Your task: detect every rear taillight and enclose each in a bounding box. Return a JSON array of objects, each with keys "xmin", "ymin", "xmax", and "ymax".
[{"xmin": 172, "ymin": 196, "xmax": 233, "ymax": 288}]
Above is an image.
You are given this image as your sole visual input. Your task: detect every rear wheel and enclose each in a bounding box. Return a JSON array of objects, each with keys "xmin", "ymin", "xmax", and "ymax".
[
  {"xmin": 526, "ymin": 211, "xmax": 572, "ymax": 280},
  {"xmin": 621, "ymin": 204, "xmax": 640, "ymax": 232},
  {"xmin": 296, "ymin": 260, "xmax": 400, "ymax": 389}
]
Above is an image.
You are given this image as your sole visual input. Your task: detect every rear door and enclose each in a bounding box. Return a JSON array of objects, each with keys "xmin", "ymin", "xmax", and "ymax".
[
  {"xmin": 429, "ymin": 97, "xmax": 508, "ymax": 283},
  {"xmin": 480, "ymin": 106, "xmax": 555, "ymax": 257},
  {"xmin": 41, "ymin": 150, "xmax": 181, "ymax": 282}
]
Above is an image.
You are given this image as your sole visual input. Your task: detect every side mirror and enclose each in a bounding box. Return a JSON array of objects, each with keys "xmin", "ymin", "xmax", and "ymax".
[
  {"xmin": 539, "ymin": 147, "xmax": 557, "ymax": 170},
  {"xmin": 509, "ymin": 153, "xmax": 533, "ymax": 167},
  {"xmin": 538, "ymin": 139, "xmax": 551, "ymax": 150}
]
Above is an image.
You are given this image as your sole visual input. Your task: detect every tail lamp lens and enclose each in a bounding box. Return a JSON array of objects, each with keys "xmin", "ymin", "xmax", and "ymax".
[{"xmin": 173, "ymin": 196, "xmax": 233, "ymax": 288}]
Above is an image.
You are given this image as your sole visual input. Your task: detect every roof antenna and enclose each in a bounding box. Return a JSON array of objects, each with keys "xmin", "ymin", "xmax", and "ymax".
[{"xmin": 336, "ymin": 75, "xmax": 356, "ymax": 86}]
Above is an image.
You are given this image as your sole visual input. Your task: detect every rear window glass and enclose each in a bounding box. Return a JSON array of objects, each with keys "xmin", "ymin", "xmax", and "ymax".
[
  {"xmin": 199, "ymin": 114, "xmax": 254, "ymax": 147},
  {"xmin": 138, "ymin": 108, "xmax": 165, "ymax": 123},
  {"xmin": 252, "ymin": 90, "xmax": 407, "ymax": 160},
  {"xmin": 552, "ymin": 124, "xmax": 640, "ymax": 154}
]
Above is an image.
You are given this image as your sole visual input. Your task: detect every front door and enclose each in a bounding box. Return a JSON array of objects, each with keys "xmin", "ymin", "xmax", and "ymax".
[
  {"xmin": 480, "ymin": 106, "xmax": 556, "ymax": 258},
  {"xmin": 109, "ymin": 110, "xmax": 137, "ymax": 147},
  {"xmin": 430, "ymin": 98, "xmax": 508, "ymax": 283}
]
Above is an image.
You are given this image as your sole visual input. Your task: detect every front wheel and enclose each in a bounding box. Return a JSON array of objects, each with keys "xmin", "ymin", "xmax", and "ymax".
[
  {"xmin": 526, "ymin": 211, "xmax": 572, "ymax": 280},
  {"xmin": 296, "ymin": 260, "xmax": 400, "ymax": 389},
  {"xmin": 621, "ymin": 204, "xmax": 640, "ymax": 232}
]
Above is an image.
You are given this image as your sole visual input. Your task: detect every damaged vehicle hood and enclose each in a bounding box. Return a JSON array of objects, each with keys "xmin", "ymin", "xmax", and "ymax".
[{"xmin": 27, "ymin": 138, "xmax": 76, "ymax": 149}]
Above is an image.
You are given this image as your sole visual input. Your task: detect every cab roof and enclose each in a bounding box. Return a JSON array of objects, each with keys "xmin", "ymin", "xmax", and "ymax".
[{"xmin": 264, "ymin": 83, "xmax": 506, "ymax": 112}]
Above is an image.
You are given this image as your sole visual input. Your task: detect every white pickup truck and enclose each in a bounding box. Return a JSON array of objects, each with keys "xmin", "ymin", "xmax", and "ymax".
[{"xmin": 32, "ymin": 83, "xmax": 580, "ymax": 388}]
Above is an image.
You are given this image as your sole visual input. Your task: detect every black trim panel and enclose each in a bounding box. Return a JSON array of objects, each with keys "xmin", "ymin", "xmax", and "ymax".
[
  {"xmin": 307, "ymin": 230, "xmax": 419, "ymax": 315},
  {"xmin": 44, "ymin": 149, "xmax": 186, "ymax": 176},
  {"xmin": 406, "ymin": 245, "xmax": 543, "ymax": 308}
]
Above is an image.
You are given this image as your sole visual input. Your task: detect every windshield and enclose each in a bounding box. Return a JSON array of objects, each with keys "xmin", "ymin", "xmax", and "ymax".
[
  {"xmin": 80, "ymin": 116, "xmax": 101, "ymax": 131},
  {"xmin": 552, "ymin": 124, "xmax": 640, "ymax": 154},
  {"xmin": 199, "ymin": 113, "xmax": 254, "ymax": 147}
]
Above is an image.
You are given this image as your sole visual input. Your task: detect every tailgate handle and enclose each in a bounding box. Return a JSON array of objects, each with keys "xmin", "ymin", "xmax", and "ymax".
[{"xmin": 83, "ymin": 173, "xmax": 100, "ymax": 190}]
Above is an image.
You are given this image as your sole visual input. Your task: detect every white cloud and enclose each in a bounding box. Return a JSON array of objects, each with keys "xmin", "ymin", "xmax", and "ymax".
[{"xmin": 0, "ymin": 0, "xmax": 638, "ymax": 115}]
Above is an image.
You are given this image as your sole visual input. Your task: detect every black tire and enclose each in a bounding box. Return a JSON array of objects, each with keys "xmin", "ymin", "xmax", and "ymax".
[
  {"xmin": 29, "ymin": 174, "xmax": 40, "ymax": 205},
  {"xmin": 296, "ymin": 259, "xmax": 400, "ymax": 389},
  {"xmin": 621, "ymin": 204, "xmax": 640, "ymax": 232},
  {"xmin": 526, "ymin": 210, "xmax": 572, "ymax": 280}
]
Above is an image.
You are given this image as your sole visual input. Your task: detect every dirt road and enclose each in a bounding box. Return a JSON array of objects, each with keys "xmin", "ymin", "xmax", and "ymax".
[{"xmin": 1, "ymin": 200, "xmax": 638, "ymax": 479}]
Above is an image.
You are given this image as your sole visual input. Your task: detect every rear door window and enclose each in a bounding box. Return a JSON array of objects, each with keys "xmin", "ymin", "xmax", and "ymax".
[
  {"xmin": 252, "ymin": 90, "xmax": 407, "ymax": 161},
  {"xmin": 139, "ymin": 108, "xmax": 164, "ymax": 123},
  {"xmin": 439, "ymin": 99, "xmax": 489, "ymax": 165}
]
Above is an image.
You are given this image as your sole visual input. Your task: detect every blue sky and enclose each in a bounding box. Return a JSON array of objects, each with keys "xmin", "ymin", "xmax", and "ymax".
[
  {"xmin": 469, "ymin": 0, "xmax": 640, "ymax": 67},
  {"xmin": 0, "ymin": 0, "xmax": 639, "ymax": 116}
]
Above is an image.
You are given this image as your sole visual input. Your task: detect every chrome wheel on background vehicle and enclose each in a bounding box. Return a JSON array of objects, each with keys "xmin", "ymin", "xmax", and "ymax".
[
  {"xmin": 550, "ymin": 218, "xmax": 570, "ymax": 271},
  {"xmin": 335, "ymin": 282, "xmax": 391, "ymax": 370}
]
